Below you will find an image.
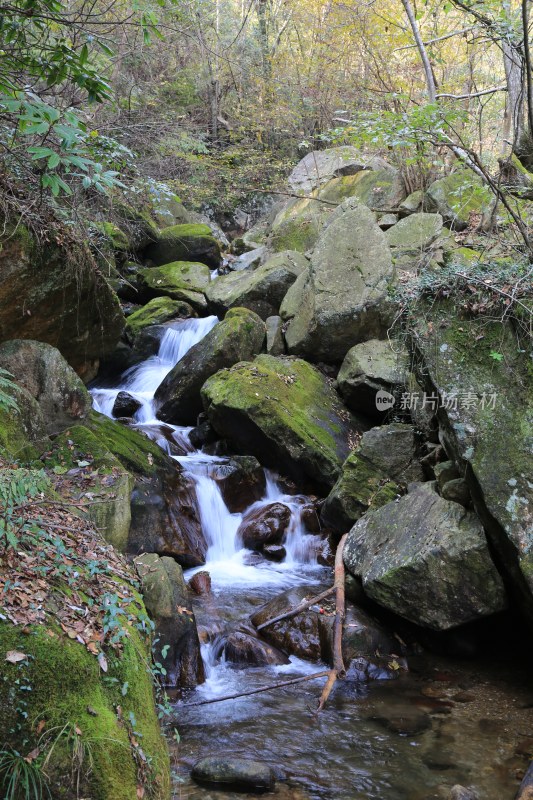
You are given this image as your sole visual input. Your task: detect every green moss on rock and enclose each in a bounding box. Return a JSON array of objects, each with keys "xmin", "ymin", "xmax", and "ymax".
[
  {"xmin": 202, "ymin": 354, "xmax": 364, "ymax": 489},
  {"xmin": 144, "ymin": 225, "xmax": 221, "ymax": 269},
  {"xmin": 125, "ymin": 297, "xmax": 195, "ymax": 342}
]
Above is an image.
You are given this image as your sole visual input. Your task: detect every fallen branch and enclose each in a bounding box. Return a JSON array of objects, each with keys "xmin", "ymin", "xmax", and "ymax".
[
  {"xmin": 317, "ymin": 534, "xmax": 347, "ymax": 713},
  {"xmin": 229, "ymin": 186, "xmax": 338, "ymax": 206},
  {"xmin": 180, "ymin": 670, "xmax": 331, "ymax": 707},
  {"xmin": 255, "ymin": 586, "xmax": 335, "ymax": 632}
]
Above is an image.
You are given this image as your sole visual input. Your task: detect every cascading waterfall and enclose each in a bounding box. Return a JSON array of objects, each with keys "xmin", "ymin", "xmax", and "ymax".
[{"xmin": 90, "ymin": 316, "xmax": 322, "ymax": 587}]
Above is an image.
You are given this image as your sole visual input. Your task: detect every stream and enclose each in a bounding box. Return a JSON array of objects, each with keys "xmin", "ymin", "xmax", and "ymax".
[{"xmin": 91, "ymin": 317, "xmax": 533, "ymax": 800}]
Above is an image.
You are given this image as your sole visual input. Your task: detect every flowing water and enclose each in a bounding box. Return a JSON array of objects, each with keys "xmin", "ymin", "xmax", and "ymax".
[{"xmin": 91, "ymin": 317, "xmax": 533, "ymax": 800}]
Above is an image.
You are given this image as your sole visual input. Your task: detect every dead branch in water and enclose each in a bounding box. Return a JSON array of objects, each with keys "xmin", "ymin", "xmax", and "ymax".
[
  {"xmin": 317, "ymin": 533, "xmax": 347, "ymax": 713},
  {"xmin": 180, "ymin": 670, "xmax": 331, "ymax": 707},
  {"xmin": 255, "ymin": 586, "xmax": 336, "ymax": 632}
]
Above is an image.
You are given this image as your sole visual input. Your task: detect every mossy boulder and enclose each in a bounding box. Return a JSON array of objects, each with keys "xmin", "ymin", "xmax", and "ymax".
[
  {"xmin": 284, "ymin": 204, "xmax": 396, "ymax": 362},
  {"xmin": 91, "ymin": 221, "xmax": 130, "ymax": 253},
  {"xmin": 42, "ymin": 425, "xmax": 134, "ymax": 552},
  {"xmin": 322, "ymin": 423, "xmax": 422, "ymax": 532},
  {"xmin": 143, "ymin": 224, "xmax": 221, "ymax": 269},
  {"xmin": 125, "ymin": 297, "xmax": 195, "ymax": 343},
  {"xmin": 0, "ymin": 221, "xmax": 124, "ymax": 380},
  {"xmin": 413, "ymin": 303, "xmax": 533, "ymax": 625},
  {"xmin": 288, "ymin": 147, "xmax": 392, "ymax": 194},
  {"xmin": 317, "ymin": 169, "xmax": 405, "ymax": 211},
  {"xmin": 135, "ymin": 553, "xmax": 204, "ymax": 689},
  {"xmin": 344, "ymin": 482, "xmax": 508, "ymax": 630},
  {"xmin": 0, "ymin": 340, "xmax": 91, "ymax": 437},
  {"xmin": 86, "ymin": 412, "xmax": 206, "ymax": 567},
  {"xmin": 155, "ymin": 308, "xmax": 266, "ymax": 425},
  {"xmin": 201, "ymin": 355, "xmax": 366, "ymax": 489},
  {"xmin": 336, "ymin": 339, "xmax": 409, "ymax": 420},
  {"xmin": 385, "ymin": 212, "xmax": 443, "ymax": 251},
  {"xmin": 137, "ymin": 261, "xmax": 211, "ymax": 312},
  {"xmin": 425, "ymin": 170, "xmax": 492, "ymax": 231},
  {"xmin": 399, "ymin": 190, "xmax": 423, "ymax": 214},
  {"xmin": 268, "ymin": 209, "xmax": 326, "ymax": 254},
  {"xmin": 205, "ymin": 250, "xmax": 308, "ymax": 319},
  {"xmin": 0, "ymin": 381, "xmax": 47, "ymax": 461}
]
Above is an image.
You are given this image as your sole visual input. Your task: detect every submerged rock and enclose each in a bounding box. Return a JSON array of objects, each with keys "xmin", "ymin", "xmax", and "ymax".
[
  {"xmin": 344, "ymin": 482, "xmax": 508, "ymax": 630},
  {"xmin": 206, "ymin": 250, "xmax": 308, "ymax": 319},
  {"xmin": 192, "ymin": 756, "xmax": 275, "ymax": 792},
  {"xmin": 217, "ymin": 624, "xmax": 289, "ymax": 667},
  {"xmin": 135, "ymin": 553, "xmax": 204, "ymax": 688},
  {"xmin": 143, "ymin": 223, "xmax": 221, "ymax": 268},
  {"xmin": 0, "ymin": 339, "xmax": 91, "ymax": 437},
  {"xmin": 201, "ymin": 354, "xmax": 365, "ymax": 489},
  {"xmin": 155, "ymin": 308, "xmax": 266, "ymax": 425},
  {"xmin": 284, "ymin": 204, "xmax": 395, "ymax": 362}
]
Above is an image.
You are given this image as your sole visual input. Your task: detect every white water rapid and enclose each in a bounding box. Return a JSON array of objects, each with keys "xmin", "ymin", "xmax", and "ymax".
[{"xmin": 90, "ymin": 316, "xmax": 324, "ymax": 591}]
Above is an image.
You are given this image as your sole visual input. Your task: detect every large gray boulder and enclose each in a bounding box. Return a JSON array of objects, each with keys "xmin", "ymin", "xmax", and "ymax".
[
  {"xmin": 344, "ymin": 482, "xmax": 508, "ymax": 630},
  {"xmin": 284, "ymin": 204, "xmax": 395, "ymax": 362},
  {"xmin": 385, "ymin": 212, "xmax": 444, "ymax": 273},
  {"xmin": 155, "ymin": 308, "xmax": 265, "ymax": 425},
  {"xmin": 336, "ymin": 338, "xmax": 409, "ymax": 420},
  {"xmin": 288, "ymin": 147, "xmax": 393, "ymax": 195},
  {"xmin": 201, "ymin": 354, "xmax": 366, "ymax": 489},
  {"xmin": 206, "ymin": 250, "xmax": 308, "ymax": 319},
  {"xmin": 0, "ymin": 340, "xmax": 91, "ymax": 436},
  {"xmin": 413, "ymin": 303, "xmax": 533, "ymax": 625},
  {"xmin": 322, "ymin": 423, "xmax": 422, "ymax": 532},
  {"xmin": 135, "ymin": 553, "xmax": 204, "ymax": 688}
]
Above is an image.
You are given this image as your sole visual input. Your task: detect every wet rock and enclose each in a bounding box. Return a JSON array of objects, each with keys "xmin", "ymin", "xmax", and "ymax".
[
  {"xmin": 218, "ymin": 625, "xmax": 289, "ymax": 667},
  {"xmin": 263, "ymin": 544, "xmax": 287, "ymax": 562},
  {"xmin": 284, "ymin": 204, "xmax": 395, "ymax": 362},
  {"xmin": 237, "ymin": 502, "xmax": 292, "ymax": 550},
  {"xmin": 202, "ymin": 355, "xmax": 366, "ymax": 490},
  {"xmin": 301, "ymin": 503, "xmax": 321, "ymax": 533},
  {"xmin": 188, "ymin": 421, "xmax": 218, "ymax": 449},
  {"xmin": 251, "ymin": 586, "xmax": 402, "ymax": 671},
  {"xmin": 448, "ymin": 787, "xmax": 479, "ymax": 800},
  {"xmin": 144, "ymin": 224, "xmax": 221, "ymax": 269},
  {"xmin": 0, "ymin": 340, "xmax": 91, "ymax": 436},
  {"xmin": 155, "ymin": 308, "xmax": 265, "ymax": 425},
  {"xmin": 441, "ymin": 477, "xmax": 471, "ymax": 507},
  {"xmin": 206, "ymin": 250, "xmax": 308, "ymax": 320},
  {"xmin": 344, "ymin": 482, "xmax": 508, "ymax": 630},
  {"xmin": 87, "ymin": 412, "xmax": 206, "ymax": 568},
  {"xmin": 189, "ymin": 571, "xmax": 212, "ymax": 595},
  {"xmin": 135, "ymin": 553, "xmax": 204, "ymax": 688},
  {"xmin": 371, "ymin": 707, "xmax": 431, "ymax": 735},
  {"xmin": 266, "ymin": 315, "xmax": 285, "ymax": 356},
  {"xmin": 112, "ymin": 391, "xmax": 142, "ymax": 418},
  {"xmin": 335, "ymin": 338, "xmax": 409, "ymax": 420},
  {"xmin": 211, "ymin": 456, "xmax": 266, "ymax": 513},
  {"xmin": 191, "ymin": 756, "xmax": 275, "ymax": 792}
]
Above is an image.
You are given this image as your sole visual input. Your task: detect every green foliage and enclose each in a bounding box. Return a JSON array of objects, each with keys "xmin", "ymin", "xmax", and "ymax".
[
  {"xmin": 0, "ymin": 469, "xmax": 48, "ymax": 551},
  {"xmin": 0, "ymin": 369, "xmax": 19, "ymax": 414},
  {"xmin": 0, "ymin": 747, "xmax": 50, "ymax": 800}
]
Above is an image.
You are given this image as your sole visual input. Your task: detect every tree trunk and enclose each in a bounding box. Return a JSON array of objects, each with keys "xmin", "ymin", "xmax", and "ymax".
[
  {"xmin": 401, "ymin": 0, "xmax": 437, "ymax": 103},
  {"xmin": 503, "ymin": 38, "xmax": 525, "ymax": 148}
]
